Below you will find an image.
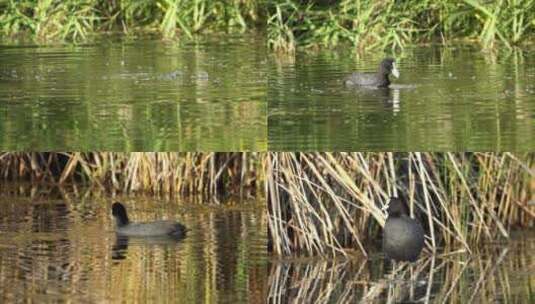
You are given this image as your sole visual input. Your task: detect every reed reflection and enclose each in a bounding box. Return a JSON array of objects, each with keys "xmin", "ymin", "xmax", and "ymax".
[{"xmin": 269, "ymin": 241, "xmax": 527, "ymax": 303}]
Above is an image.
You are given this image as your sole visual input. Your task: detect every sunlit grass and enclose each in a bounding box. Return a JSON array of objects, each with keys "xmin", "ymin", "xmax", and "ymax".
[
  {"xmin": 266, "ymin": 0, "xmax": 535, "ymax": 52},
  {"xmin": 3, "ymin": 1, "xmax": 533, "ymax": 49},
  {"xmin": 0, "ymin": 0, "xmax": 265, "ymax": 42}
]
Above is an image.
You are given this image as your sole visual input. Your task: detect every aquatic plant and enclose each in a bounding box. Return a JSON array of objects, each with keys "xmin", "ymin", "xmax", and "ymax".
[
  {"xmin": 2, "ymin": 0, "xmax": 534, "ymax": 49},
  {"xmin": 266, "ymin": 0, "xmax": 535, "ymax": 52},
  {"xmin": 268, "ymin": 152, "xmax": 534, "ymax": 256},
  {"xmin": 0, "ymin": 0, "xmax": 265, "ymax": 42},
  {"xmin": 0, "ymin": 152, "xmax": 264, "ymax": 197}
]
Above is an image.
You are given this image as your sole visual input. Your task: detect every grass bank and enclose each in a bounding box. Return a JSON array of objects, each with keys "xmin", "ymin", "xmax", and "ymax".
[
  {"xmin": 0, "ymin": 0, "xmax": 265, "ymax": 42},
  {"xmin": 0, "ymin": 152, "xmax": 264, "ymax": 198},
  {"xmin": 267, "ymin": 0, "xmax": 535, "ymax": 52},
  {"xmin": 268, "ymin": 152, "xmax": 534, "ymax": 256},
  {"xmin": 3, "ymin": 1, "xmax": 533, "ymax": 50}
]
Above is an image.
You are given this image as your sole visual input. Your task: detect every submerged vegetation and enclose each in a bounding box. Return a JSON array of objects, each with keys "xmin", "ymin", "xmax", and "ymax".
[
  {"xmin": 0, "ymin": 0, "xmax": 264, "ymax": 42},
  {"xmin": 267, "ymin": 0, "xmax": 535, "ymax": 52},
  {"xmin": 0, "ymin": 152, "xmax": 264, "ymax": 197},
  {"xmin": 268, "ymin": 152, "xmax": 534, "ymax": 256}
]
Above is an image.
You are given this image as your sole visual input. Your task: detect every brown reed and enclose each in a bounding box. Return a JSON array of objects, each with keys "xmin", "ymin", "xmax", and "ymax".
[
  {"xmin": 268, "ymin": 152, "xmax": 534, "ymax": 256},
  {"xmin": 0, "ymin": 152, "xmax": 264, "ymax": 197}
]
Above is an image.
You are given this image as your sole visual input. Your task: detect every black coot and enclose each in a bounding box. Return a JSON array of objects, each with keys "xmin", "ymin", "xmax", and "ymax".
[
  {"xmin": 345, "ymin": 58, "xmax": 400, "ymax": 88},
  {"xmin": 383, "ymin": 197, "xmax": 424, "ymax": 262},
  {"xmin": 112, "ymin": 202, "xmax": 187, "ymax": 238}
]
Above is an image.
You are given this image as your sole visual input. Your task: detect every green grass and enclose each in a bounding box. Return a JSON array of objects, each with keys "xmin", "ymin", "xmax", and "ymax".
[
  {"xmin": 266, "ymin": 0, "xmax": 535, "ymax": 52},
  {"xmin": 0, "ymin": 0, "xmax": 265, "ymax": 42},
  {"xmin": 2, "ymin": 1, "xmax": 534, "ymax": 50}
]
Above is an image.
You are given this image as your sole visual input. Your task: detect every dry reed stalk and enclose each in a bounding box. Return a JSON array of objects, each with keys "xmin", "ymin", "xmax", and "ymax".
[
  {"xmin": 415, "ymin": 152, "xmax": 437, "ymax": 252},
  {"xmin": 0, "ymin": 152, "xmax": 263, "ymax": 198},
  {"xmin": 268, "ymin": 152, "xmax": 534, "ymax": 256}
]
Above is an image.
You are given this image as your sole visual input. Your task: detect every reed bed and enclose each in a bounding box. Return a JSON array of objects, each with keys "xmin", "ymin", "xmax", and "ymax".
[
  {"xmin": 267, "ymin": 0, "xmax": 535, "ymax": 52},
  {"xmin": 0, "ymin": 152, "xmax": 264, "ymax": 197},
  {"xmin": 268, "ymin": 152, "xmax": 534, "ymax": 256},
  {"xmin": 0, "ymin": 0, "xmax": 264, "ymax": 42}
]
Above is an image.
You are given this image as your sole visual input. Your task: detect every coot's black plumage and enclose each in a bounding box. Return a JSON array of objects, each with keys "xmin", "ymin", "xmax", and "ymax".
[
  {"xmin": 112, "ymin": 202, "xmax": 186, "ymax": 238},
  {"xmin": 383, "ymin": 197, "xmax": 424, "ymax": 262},
  {"xmin": 345, "ymin": 58, "xmax": 400, "ymax": 88}
]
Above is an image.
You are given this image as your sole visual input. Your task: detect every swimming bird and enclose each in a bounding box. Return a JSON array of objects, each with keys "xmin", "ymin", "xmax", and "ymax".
[
  {"xmin": 345, "ymin": 58, "xmax": 400, "ymax": 88},
  {"xmin": 383, "ymin": 197, "xmax": 424, "ymax": 262},
  {"xmin": 111, "ymin": 202, "xmax": 187, "ymax": 238}
]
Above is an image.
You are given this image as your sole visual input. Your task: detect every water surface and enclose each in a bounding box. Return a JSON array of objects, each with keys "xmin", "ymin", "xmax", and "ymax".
[
  {"xmin": 268, "ymin": 45, "xmax": 535, "ymax": 151},
  {"xmin": 0, "ymin": 186, "xmax": 266, "ymax": 303},
  {"xmin": 0, "ymin": 35, "xmax": 266, "ymax": 151},
  {"xmin": 269, "ymin": 231, "xmax": 534, "ymax": 303}
]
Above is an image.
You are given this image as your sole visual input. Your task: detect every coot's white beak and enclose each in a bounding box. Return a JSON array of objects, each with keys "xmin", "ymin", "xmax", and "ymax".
[{"xmin": 391, "ymin": 62, "xmax": 400, "ymax": 78}]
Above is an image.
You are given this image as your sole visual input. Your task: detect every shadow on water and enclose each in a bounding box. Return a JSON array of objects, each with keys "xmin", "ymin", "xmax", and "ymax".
[
  {"xmin": 268, "ymin": 231, "xmax": 534, "ymax": 303},
  {"xmin": 111, "ymin": 234, "xmax": 187, "ymax": 261},
  {"xmin": 0, "ymin": 185, "xmax": 267, "ymax": 303}
]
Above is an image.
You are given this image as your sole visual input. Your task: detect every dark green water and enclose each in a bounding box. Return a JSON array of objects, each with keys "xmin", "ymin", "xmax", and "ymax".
[
  {"xmin": 0, "ymin": 186, "xmax": 267, "ymax": 303},
  {"xmin": 0, "ymin": 35, "xmax": 266, "ymax": 151},
  {"xmin": 268, "ymin": 45, "xmax": 535, "ymax": 151}
]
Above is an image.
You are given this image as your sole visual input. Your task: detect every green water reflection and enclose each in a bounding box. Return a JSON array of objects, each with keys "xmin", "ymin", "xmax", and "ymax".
[
  {"xmin": 268, "ymin": 45, "xmax": 535, "ymax": 151},
  {"xmin": 0, "ymin": 186, "xmax": 267, "ymax": 303},
  {"xmin": 0, "ymin": 35, "xmax": 267, "ymax": 151}
]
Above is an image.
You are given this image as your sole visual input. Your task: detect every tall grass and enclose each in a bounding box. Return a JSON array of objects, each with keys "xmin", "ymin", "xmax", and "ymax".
[
  {"xmin": 267, "ymin": 0, "xmax": 535, "ymax": 52},
  {"xmin": 3, "ymin": 1, "xmax": 533, "ymax": 48},
  {"xmin": 0, "ymin": 152, "xmax": 264, "ymax": 197},
  {"xmin": 0, "ymin": 0, "xmax": 265, "ymax": 42},
  {"xmin": 268, "ymin": 152, "xmax": 534, "ymax": 256}
]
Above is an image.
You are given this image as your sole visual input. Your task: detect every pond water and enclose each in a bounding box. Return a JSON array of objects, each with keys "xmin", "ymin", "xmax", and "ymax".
[
  {"xmin": 268, "ymin": 230, "xmax": 534, "ymax": 303},
  {"xmin": 0, "ymin": 34, "xmax": 266, "ymax": 151},
  {"xmin": 268, "ymin": 45, "xmax": 535, "ymax": 151},
  {"xmin": 0, "ymin": 186, "xmax": 266, "ymax": 303}
]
